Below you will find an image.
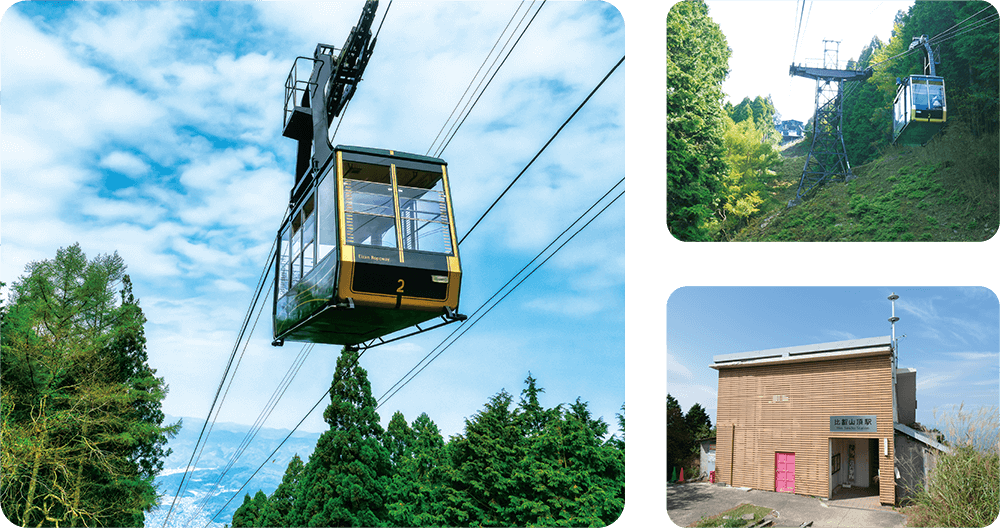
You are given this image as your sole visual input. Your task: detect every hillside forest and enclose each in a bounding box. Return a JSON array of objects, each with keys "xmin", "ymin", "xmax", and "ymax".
[
  {"xmin": 667, "ymin": 0, "xmax": 1000, "ymax": 241},
  {"xmin": 230, "ymin": 349, "xmax": 625, "ymax": 527}
]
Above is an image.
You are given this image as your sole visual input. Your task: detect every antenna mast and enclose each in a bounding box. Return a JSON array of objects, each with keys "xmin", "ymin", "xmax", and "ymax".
[{"xmin": 888, "ymin": 292, "xmax": 899, "ymax": 423}]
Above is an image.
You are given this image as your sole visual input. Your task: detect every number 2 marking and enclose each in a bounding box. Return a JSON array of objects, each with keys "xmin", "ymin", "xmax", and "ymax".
[{"xmin": 396, "ymin": 279, "xmax": 405, "ymax": 293}]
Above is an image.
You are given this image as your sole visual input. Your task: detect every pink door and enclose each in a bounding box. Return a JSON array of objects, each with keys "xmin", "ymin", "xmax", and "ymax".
[{"xmin": 775, "ymin": 452, "xmax": 795, "ymax": 493}]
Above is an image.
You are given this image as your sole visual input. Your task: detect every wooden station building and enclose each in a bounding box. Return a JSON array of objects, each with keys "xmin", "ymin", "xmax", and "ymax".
[{"xmin": 710, "ymin": 336, "xmax": 938, "ymax": 505}]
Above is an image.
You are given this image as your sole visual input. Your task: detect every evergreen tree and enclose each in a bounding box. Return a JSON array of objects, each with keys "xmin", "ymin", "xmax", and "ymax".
[
  {"xmin": 268, "ymin": 454, "xmax": 304, "ymax": 526},
  {"xmin": 517, "ymin": 372, "xmax": 557, "ymax": 436},
  {"xmin": 286, "ymin": 347, "xmax": 390, "ymax": 527},
  {"xmin": 508, "ymin": 396, "xmax": 623, "ymax": 527},
  {"xmin": 685, "ymin": 402, "xmax": 713, "ymax": 441},
  {"xmin": 443, "ymin": 389, "xmax": 522, "ymax": 525},
  {"xmin": 667, "ymin": 0, "xmax": 732, "ymax": 240},
  {"xmin": 666, "ymin": 394, "xmax": 693, "ymax": 474},
  {"xmin": 384, "ymin": 412, "xmax": 449, "ymax": 527},
  {"xmin": 0, "ymin": 244, "xmax": 177, "ymax": 527},
  {"xmin": 231, "ymin": 491, "xmax": 272, "ymax": 528},
  {"xmin": 613, "ymin": 403, "xmax": 625, "ymax": 451},
  {"xmin": 444, "ymin": 378, "xmax": 624, "ymax": 527}
]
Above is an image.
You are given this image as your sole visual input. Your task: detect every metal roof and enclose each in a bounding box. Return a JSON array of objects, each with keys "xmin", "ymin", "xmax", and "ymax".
[
  {"xmin": 711, "ymin": 336, "xmax": 893, "ymax": 369},
  {"xmin": 895, "ymin": 422, "xmax": 951, "ymax": 454},
  {"xmin": 336, "ymin": 145, "xmax": 447, "ymax": 165}
]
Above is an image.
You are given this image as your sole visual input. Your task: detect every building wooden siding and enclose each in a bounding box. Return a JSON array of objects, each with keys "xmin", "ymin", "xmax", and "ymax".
[{"xmin": 715, "ymin": 352, "xmax": 895, "ymax": 504}]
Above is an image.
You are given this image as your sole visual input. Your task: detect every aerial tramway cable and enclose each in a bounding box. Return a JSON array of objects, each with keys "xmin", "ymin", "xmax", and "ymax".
[
  {"xmin": 459, "ymin": 54, "xmax": 624, "ymax": 246},
  {"xmin": 376, "ymin": 177, "xmax": 624, "ymax": 409},
  {"xmin": 160, "ymin": 233, "xmax": 281, "ymax": 528},
  {"xmin": 424, "ymin": 2, "xmax": 534, "ymax": 156},
  {"xmin": 431, "ymin": 0, "xmax": 548, "ymax": 157},
  {"xmin": 373, "ymin": 56, "xmax": 625, "ymax": 410}
]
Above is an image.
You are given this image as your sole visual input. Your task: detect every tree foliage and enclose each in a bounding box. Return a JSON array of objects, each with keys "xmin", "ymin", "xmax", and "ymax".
[
  {"xmin": 0, "ymin": 243, "xmax": 178, "ymax": 527},
  {"xmin": 233, "ymin": 368, "xmax": 624, "ymax": 527},
  {"xmin": 284, "ymin": 347, "xmax": 391, "ymax": 527},
  {"xmin": 844, "ymin": 1, "xmax": 999, "ymax": 164},
  {"xmin": 667, "ymin": 0, "xmax": 732, "ymax": 241}
]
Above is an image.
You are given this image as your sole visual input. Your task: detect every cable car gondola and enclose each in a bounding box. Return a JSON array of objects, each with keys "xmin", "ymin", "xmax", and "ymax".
[
  {"xmin": 272, "ymin": 6, "xmax": 464, "ymax": 348},
  {"xmin": 892, "ymin": 35, "xmax": 947, "ymax": 146},
  {"xmin": 892, "ymin": 75, "xmax": 946, "ymax": 146}
]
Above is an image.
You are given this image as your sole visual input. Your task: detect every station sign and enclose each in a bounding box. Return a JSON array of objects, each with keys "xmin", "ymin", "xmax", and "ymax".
[{"xmin": 830, "ymin": 415, "xmax": 877, "ymax": 432}]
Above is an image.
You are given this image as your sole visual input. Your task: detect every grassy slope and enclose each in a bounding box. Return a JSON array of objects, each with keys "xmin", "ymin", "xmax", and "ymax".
[{"xmin": 732, "ymin": 124, "xmax": 999, "ymax": 242}]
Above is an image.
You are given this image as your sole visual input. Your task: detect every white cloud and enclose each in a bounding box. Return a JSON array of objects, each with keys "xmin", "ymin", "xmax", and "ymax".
[
  {"xmin": 1, "ymin": 1, "xmax": 624, "ymax": 442},
  {"xmin": 667, "ymin": 354, "xmax": 695, "ymax": 381},
  {"xmin": 99, "ymin": 151, "xmax": 150, "ymax": 177},
  {"xmin": 213, "ymin": 279, "xmax": 250, "ymax": 293},
  {"xmin": 822, "ymin": 329, "xmax": 858, "ymax": 341},
  {"xmin": 945, "ymin": 351, "xmax": 999, "ymax": 361}
]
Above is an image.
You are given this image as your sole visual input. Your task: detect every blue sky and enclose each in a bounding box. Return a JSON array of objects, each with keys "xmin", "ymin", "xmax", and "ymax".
[
  {"xmin": 1, "ymin": 0, "xmax": 625, "ymax": 446},
  {"xmin": 667, "ymin": 287, "xmax": 1000, "ymax": 438},
  {"xmin": 705, "ymin": 0, "xmax": 916, "ymax": 122}
]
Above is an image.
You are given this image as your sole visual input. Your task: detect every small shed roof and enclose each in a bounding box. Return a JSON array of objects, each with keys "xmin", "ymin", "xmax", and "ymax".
[
  {"xmin": 895, "ymin": 422, "xmax": 951, "ymax": 454},
  {"xmin": 710, "ymin": 336, "xmax": 892, "ymax": 370}
]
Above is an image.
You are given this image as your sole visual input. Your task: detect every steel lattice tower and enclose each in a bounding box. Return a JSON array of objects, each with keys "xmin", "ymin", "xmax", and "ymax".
[{"xmin": 788, "ymin": 40, "xmax": 871, "ymax": 206}]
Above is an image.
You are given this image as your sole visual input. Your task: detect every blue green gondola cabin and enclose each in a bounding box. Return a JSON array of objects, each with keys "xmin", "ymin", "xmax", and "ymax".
[{"xmin": 892, "ymin": 75, "xmax": 947, "ymax": 146}]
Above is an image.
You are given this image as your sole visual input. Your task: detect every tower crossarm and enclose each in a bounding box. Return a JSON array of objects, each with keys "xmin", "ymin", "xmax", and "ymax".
[{"xmin": 789, "ymin": 64, "xmax": 873, "ymax": 82}]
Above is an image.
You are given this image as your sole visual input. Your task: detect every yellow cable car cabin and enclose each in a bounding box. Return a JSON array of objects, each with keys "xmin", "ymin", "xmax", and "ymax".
[
  {"xmin": 892, "ymin": 75, "xmax": 947, "ymax": 146},
  {"xmin": 273, "ymin": 145, "xmax": 463, "ymax": 346},
  {"xmin": 273, "ymin": 23, "xmax": 464, "ymax": 348}
]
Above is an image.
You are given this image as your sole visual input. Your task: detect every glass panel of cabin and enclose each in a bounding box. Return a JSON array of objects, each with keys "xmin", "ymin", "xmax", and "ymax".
[
  {"xmin": 301, "ymin": 194, "xmax": 316, "ymax": 277},
  {"xmin": 278, "ymin": 224, "xmax": 290, "ymax": 298},
  {"xmin": 912, "ymin": 80, "xmax": 928, "ymax": 110},
  {"xmin": 398, "ymin": 180, "xmax": 453, "ymax": 255},
  {"xmin": 343, "ymin": 161, "xmax": 397, "ymax": 249},
  {"xmin": 291, "ymin": 213, "xmax": 302, "ymax": 286},
  {"xmin": 927, "ymin": 80, "xmax": 945, "ymax": 109},
  {"xmin": 317, "ymin": 171, "xmax": 337, "ymax": 263}
]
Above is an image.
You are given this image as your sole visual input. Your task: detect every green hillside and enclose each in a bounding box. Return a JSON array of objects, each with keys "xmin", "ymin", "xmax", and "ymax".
[{"xmin": 732, "ymin": 123, "xmax": 999, "ymax": 241}]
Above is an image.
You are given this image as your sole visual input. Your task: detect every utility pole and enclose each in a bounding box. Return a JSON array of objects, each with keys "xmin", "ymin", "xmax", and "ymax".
[{"xmin": 787, "ymin": 40, "xmax": 873, "ymax": 206}]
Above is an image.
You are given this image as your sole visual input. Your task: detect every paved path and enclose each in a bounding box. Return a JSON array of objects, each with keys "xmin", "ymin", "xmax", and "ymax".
[{"xmin": 667, "ymin": 482, "xmax": 906, "ymax": 528}]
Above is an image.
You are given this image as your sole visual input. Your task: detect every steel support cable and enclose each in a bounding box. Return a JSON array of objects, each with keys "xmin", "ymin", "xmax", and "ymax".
[
  {"xmin": 182, "ymin": 342, "xmax": 315, "ymax": 528},
  {"xmin": 870, "ymin": 10, "xmax": 999, "ymax": 71},
  {"xmin": 161, "ymin": 237, "xmax": 280, "ymax": 528},
  {"xmin": 930, "ymin": 13, "xmax": 999, "ymax": 46},
  {"xmin": 791, "ymin": 0, "xmax": 806, "ymax": 64},
  {"xmin": 426, "ymin": 1, "xmax": 529, "ymax": 156},
  {"xmin": 174, "ymin": 272, "xmax": 275, "ymax": 527},
  {"xmin": 376, "ymin": 59, "xmax": 624, "ymax": 401},
  {"xmin": 432, "ymin": 0, "xmax": 546, "ymax": 158},
  {"xmin": 929, "ymin": 5, "xmax": 997, "ymax": 44},
  {"xmin": 376, "ymin": 183, "xmax": 624, "ymax": 409},
  {"xmin": 457, "ymin": 54, "xmax": 624, "ymax": 246},
  {"xmin": 205, "ymin": 348, "xmax": 369, "ymax": 527}
]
